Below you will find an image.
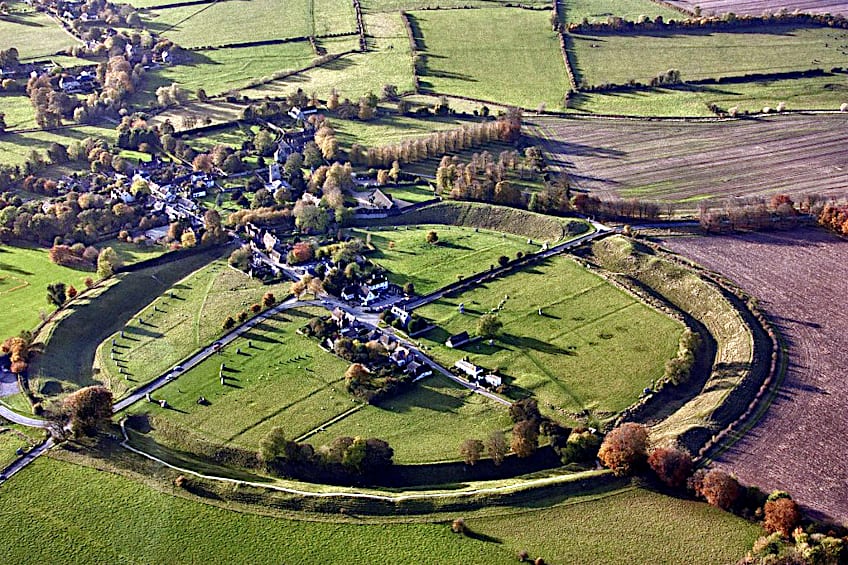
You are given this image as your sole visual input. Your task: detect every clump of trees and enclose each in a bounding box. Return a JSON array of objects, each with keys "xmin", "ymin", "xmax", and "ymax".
[
  {"xmin": 818, "ymin": 202, "xmax": 848, "ymax": 236},
  {"xmin": 663, "ymin": 328, "xmax": 700, "ymax": 385},
  {"xmin": 597, "ymin": 422, "xmax": 649, "ymax": 476},
  {"xmin": 690, "ymin": 467, "xmax": 741, "ymax": 510},
  {"xmin": 647, "ymin": 445, "xmax": 693, "ymax": 488},
  {"xmin": 60, "ymin": 386, "xmax": 113, "ymax": 438},
  {"xmin": 2, "ymin": 334, "xmax": 31, "ymax": 374}
]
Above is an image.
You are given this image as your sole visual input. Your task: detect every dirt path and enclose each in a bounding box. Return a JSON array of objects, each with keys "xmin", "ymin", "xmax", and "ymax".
[{"xmin": 662, "ymin": 228, "xmax": 848, "ymax": 525}]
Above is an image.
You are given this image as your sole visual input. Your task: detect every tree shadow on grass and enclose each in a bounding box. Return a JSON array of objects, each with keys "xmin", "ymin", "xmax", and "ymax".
[
  {"xmin": 124, "ymin": 325, "xmax": 164, "ymax": 339},
  {"xmin": 376, "ymin": 384, "xmax": 464, "ymax": 413},
  {"xmin": 500, "ymin": 333, "xmax": 574, "ymax": 356}
]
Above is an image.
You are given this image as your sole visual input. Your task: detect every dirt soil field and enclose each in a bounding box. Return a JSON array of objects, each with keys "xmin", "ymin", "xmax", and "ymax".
[
  {"xmin": 664, "ymin": 0, "xmax": 848, "ymax": 16},
  {"xmin": 661, "ymin": 228, "xmax": 848, "ymax": 525},
  {"xmin": 526, "ymin": 114, "xmax": 848, "ymax": 210}
]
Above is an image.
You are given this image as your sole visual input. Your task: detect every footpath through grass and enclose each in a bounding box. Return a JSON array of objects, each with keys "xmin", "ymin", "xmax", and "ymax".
[
  {"xmin": 416, "ymin": 255, "xmax": 683, "ymax": 422},
  {"xmin": 352, "ymin": 225, "xmax": 538, "ymax": 295},
  {"xmin": 0, "ymin": 456, "xmax": 761, "ymax": 564}
]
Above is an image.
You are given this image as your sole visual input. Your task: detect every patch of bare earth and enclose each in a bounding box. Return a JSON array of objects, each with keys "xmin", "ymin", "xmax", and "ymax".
[{"xmin": 661, "ymin": 228, "xmax": 848, "ymax": 525}]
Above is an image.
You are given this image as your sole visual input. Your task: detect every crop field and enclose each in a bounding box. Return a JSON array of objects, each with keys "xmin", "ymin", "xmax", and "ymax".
[
  {"xmin": 0, "ymin": 457, "xmax": 760, "ymax": 564},
  {"xmin": 664, "ymin": 0, "xmax": 848, "ymax": 16},
  {"xmin": 29, "ymin": 247, "xmax": 227, "ymax": 399},
  {"xmin": 527, "ymin": 113, "xmax": 848, "ymax": 209},
  {"xmin": 333, "ymin": 112, "xmax": 483, "ymax": 150},
  {"xmin": 94, "ymin": 260, "xmax": 291, "ymax": 397},
  {"xmin": 0, "ymin": 124, "xmax": 118, "ymax": 167},
  {"xmin": 142, "ymin": 0, "xmax": 357, "ymax": 48},
  {"xmin": 413, "ymin": 8, "xmax": 569, "ymax": 108},
  {"xmin": 307, "ymin": 374, "xmax": 512, "ymax": 463},
  {"xmin": 0, "ymin": 8, "xmax": 81, "ymax": 60},
  {"xmin": 567, "ymin": 75, "xmax": 848, "ymax": 116},
  {"xmin": 350, "ymin": 225, "xmax": 538, "ymax": 295},
  {"xmin": 415, "ymin": 255, "xmax": 683, "ymax": 422},
  {"xmin": 0, "ymin": 245, "xmax": 93, "ymax": 339},
  {"xmin": 562, "ymin": 0, "xmax": 682, "ymax": 24},
  {"xmin": 243, "ymin": 13, "xmax": 415, "ymax": 101},
  {"xmin": 569, "ymin": 26, "xmax": 848, "ymax": 86},
  {"xmin": 662, "ymin": 228, "xmax": 848, "ymax": 526}
]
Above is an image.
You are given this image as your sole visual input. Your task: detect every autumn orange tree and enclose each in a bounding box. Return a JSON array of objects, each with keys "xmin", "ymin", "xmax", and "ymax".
[
  {"xmin": 692, "ymin": 468, "xmax": 740, "ymax": 510},
  {"xmin": 647, "ymin": 446, "xmax": 693, "ymax": 489},
  {"xmin": 763, "ymin": 492, "xmax": 801, "ymax": 536},
  {"xmin": 597, "ymin": 423, "xmax": 649, "ymax": 476},
  {"xmin": 63, "ymin": 386, "xmax": 113, "ymax": 438}
]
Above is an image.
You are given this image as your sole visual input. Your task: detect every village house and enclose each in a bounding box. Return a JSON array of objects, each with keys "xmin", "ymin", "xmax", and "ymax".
[
  {"xmin": 484, "ymin": 373, "xmax": 502, "ymax": 388},
  {"xmin": 390, "ymin": 305, "xmax": 411, "ymax": 327},
  {"xmin": 454, "ymin": 358, "xmax": 483, "ymax": 380}
]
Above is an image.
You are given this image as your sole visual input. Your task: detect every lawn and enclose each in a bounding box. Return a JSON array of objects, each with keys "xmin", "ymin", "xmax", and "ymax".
[
  {"xmin": 0, "ymin": 457, "xmax": 761, "ymax": 564},
  {"xmin": 243, "ymin": 12, "xmax": 416, "ymax": 101},
  {"xmin": 562, "ymin": 0, "xmax": 682, "ymax": 23},
  {"xmin": 413, "ymin": 8, "xmax": 570, "ymax": 108},
  {"xmin": 0, "ymin": 94, "xmax": 36, "ymax": 130},
  {"xmin": 415, "ymin": 255, "xmax": 684, "ymax": 422},
  {"xmin": 98, "ymin": 239, "xmax": 168, "ymax": 266},
  {"xmin": 126, "ymin": 307, "xmax": 356, "ymax": 449},
  {"xmin": 0, "ymin": 124, "xmax": 118, "ymax": 167},
  {"xmin": 94, "ymin": 260, "xmax": 291, "ymax": 397},
  {"xmin": 142, "ymin": 0, "xmax": 356, "ymax": 48},
  {"xmin": 333, "ymin": 111, "xmax": 483, "ymax": 150},
  {"xmin": 569, "ymin": 26, "xmax": 848, "ymax": 86},
  {"xmin": 309, "ymin": 374, "xmax": 512, "ymax": 463},
  {"xmin": 382, "ymin": 183, "xmax": 437, "ymax": 204},
  {"xmin": 0, "ymin": 245, "xmax": 94, "ymax": 339},
  {"xmin": 0, "ymin": 8, "xmax": 81, "ymax": 60},
  {"xmin": 351, "ymin": 225, "xmax": 538, "ymax": 295}
]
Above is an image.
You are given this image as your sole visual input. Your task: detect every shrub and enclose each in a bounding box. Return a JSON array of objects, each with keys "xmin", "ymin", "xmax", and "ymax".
[
  {"xmin": 451, "ymin": 518, "xmax": 466, "ymax": 534},
  {"xmin": 692, "ymin": 468, "xmax": 740, "ymax": 510},
  {"xmin": 222, "ymin": 316, "xmax": 236, "ymax": 330},
  {"xmin": 237, "ymin": 310, "xmax": 249, "ymax": 323},
  {"xmin": 647, "ymin": 446, "xmax": 693, "ymax": 489},
  {"xmin": 764, "ymin": 496, "xmax": 800, "ymax": 536},
  {"xmin": 262, "ymin": 292, "xmax": 276, "ymax": 307},
  {"xmin": 250, "ymin": 303, "xmax": 262, "ymax": 314},
  {"xmin": 597, "ymin": 423, "xmax": 649, "ymax": 476},
  {"xmin": 174, "ymin": 475, "xmax": 188, "ymax": 488}
]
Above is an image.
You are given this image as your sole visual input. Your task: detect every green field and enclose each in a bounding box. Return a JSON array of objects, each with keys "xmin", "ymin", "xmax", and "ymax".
[
  {"xmin": 334, "ymin": 112, "xmax": 483, "ymax": 150},
  {"xmin": 0, "ymin": 245, "xmax": 94, "ymax": 339},
  {"xmin": 565, "ymin": 74, "xmax": 848, "ymax": 116},
  {"xmin": 0, "ymin": 8, "xmax": 81, "ymax": 60},
  {"xmin": 351, "ymin": 225, "xmax": 538, "ymax": 295},
  {"xmin": 570, "ymin": 26, "xmax": 848, "ymax": 86},
  {"xmin": 0, "ymin": 420, "xmax": 44, "ymax": 468},
  {"xmin": 414, "ymin": 8, "xmax": 569, "ymax": 108},
  {"xmin": 243, "ymin": 13, "xmax": 416, "ymax": 100},
  {"xmin": 416, "ymin": 255, "xmax": 683, "ymax": 421},
  {"xmin": 308, "ymin": 374, "xmax": 512, "ymax": 463},
  {"xmin": 0, "ymin": 125, "xmax": 118, "ymax": 167},
  {"xmin": 562, "ymin": 0, "xmax": 682, "ymax": 23},
  {"xmin": 0, "ymin": 456, "xmax": 761, "ymax": 564},
  {"xmin": 0, "ymin": 94, "xmax": 37, "ymax": 131},
  {"xmin": 382, "ymin": 183, "xmax": 436, "ymax": 204},
  {"xmin": 98, "ymin": 239, "xmax": 169, "ymax": 266},
  {"xmin": 126, "ymin": 307, "xmax": 357, "ymax": 449},
  {"xmin": 142, "ymin": 0, "xmax": 356, "ymax": 48},
  {"xmin": 364, "ymin": 0, "xmax": 550, "ymax": 11},
  {"xmin": 95, "ymin": 260, "xmax": 291, "ymax": 397}
]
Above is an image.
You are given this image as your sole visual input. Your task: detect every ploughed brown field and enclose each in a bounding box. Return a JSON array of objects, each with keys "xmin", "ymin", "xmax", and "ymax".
[
  {"xmin": 661, "ymin": 228, "xmax": 848, "ymax": 525},
  {"xmin": 526, "ymin": 114, "xmax": 848, "ymax": 210},
  {"xmin": 664, "ymin": 0, "xmax": 848, "ymax": 16}
]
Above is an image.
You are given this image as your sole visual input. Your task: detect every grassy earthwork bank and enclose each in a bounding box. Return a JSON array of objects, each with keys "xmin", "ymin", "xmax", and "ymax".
[
  {"xmin": 351, "ymin": 225, "xmax": 538, "ymax": 295},
  {"xmin": 94, "ymin": 260, "xmax": 292, "ymax": 397},
  {"xmin": 413, "ymin": 8, "xmax": 570, "ymax": 108},
  {"xmin": 242, "ymin": 13, "xmax": 416, "ymax": 100},
  {"xmin": 415, "ymin": 255, "xmax": 684, "ymax": 422},
  {"xmin": 28, "ymin": 246, "xmax": 229, "ymax": 401},
  {"xmin": 569, "ymin": 26, "xmax": 848, "ymax": 86},
  {"xmin": 0, "ymin": 456, "xmax": 761, "ymax": 564}
]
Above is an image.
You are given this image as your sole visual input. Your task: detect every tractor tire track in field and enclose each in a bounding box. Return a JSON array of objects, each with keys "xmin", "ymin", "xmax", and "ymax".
[{"xmin": 661, "ymin": 228, "xmax": 848, "ymax": 524}]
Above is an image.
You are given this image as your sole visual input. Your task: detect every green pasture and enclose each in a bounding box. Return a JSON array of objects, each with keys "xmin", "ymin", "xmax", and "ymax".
[
  {"xmin": 413, "ymin": 8, "xmax": 570, "ymax": 108},
  {"xmin": 0, "ymin": 9, "xmax": 81, "ymax": 60},
  {"xmin": 243, "ymin": 13, "xmax": 416, "ymax": 101},
  {"xmin": 95, "ymin": 260, "xmax": 290, "ymax": 397},
  {"xmin": 363, "ymin": 0, "xmax": 549, "ymax": 11},
  {"xmin": 0, "ymin": 94, "xmax": 36, "ymax": 130},
  {"xmin": 562, "ymin": 0, "xmax": 682, "ymax": 23},
  {"xmin": 570, "ymin": 26, "xmax": 848, "ymax": 86},
  {"xmin": 0, "ymin": 124, "xmax": 117, "ymax": 167},
  {"xmin": 333, "ymin": 112, "xmax": 483, "ymax": 150},
  {"xmin": 0, "ymin": 420, "xmax": 45, "ymax": 468},
  {"xmin": 416, "ymin": 255, "xmax": 683, "ymax": 422},
  {"xmin": 351, "ymin": 225, "xmax": 538, "ymax": 295},
  {"xmin": 381, "ymin": 183, "xmax": 436, "ymax": 204},
  {"xmin": 0, "ymin": 456, "xmax": 760, "ymax": 564}
]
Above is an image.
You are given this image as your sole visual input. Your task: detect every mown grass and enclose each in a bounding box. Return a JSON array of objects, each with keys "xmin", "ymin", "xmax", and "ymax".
[
  {"xmin": 309, "ymin": 374, "xmax": 513, "ymax": 463},
  {"xmin": 29, "ymin": 246, "xmax": 227, "ymax": 399},
  {"xmin": 0, "ymin": 94, "xmax": 37, "ymax": 130},
  {"xmin": 562, "ymin": 0, "xmax": 682, "ymax": 23},
  {"xmin": 570, "ymin": 26, "xmax": 848, "ymax": 86},
  {"xmin": 126, "ymin": 306, "xmax": 355, "ymax": 446},
  {"xmin": 0, "ymin": 8, "xmax": 81, "ymax": 60},
  {"xmin": 414, "ymin": 8, "xmax": 569, "ymax": 108},
  {"xmin": 589, "ymin": 236, "xmax": 754, "ymax": 443},
  {"xmin": 0, "ymin": 456, "xmax": 760, "ymax": 564},
  {"xmin": 381, "ymin": 183, "xmax": 437, "ymax": 204},
  {"xmin": 0, "ymin": 245, "xmax": 94, "ymax": 339},
  {"xmin": 142, "ymin": 0, "xmax": 356, "ymax": 48},
  {"xmin": 94, "ymin": 260, "xmax": 292, "ymax": 397},
  {"xmin": 243, "ymin": 12, "xmax": 416, "ymax": 100},
  {"xmin": 364, "ymin": 0, "xmax": 549, "ymax": 11},
  {"xmin": 0, "ymin": 124, "xmax": 118, "ymax": 166},
  {"xmin": 333, "ymin": 111, "xmax": 483, "ymax": 150},
  {"xmin": 415, "ymin": 255, "xmax": 683, "ymax": 422},
  {"xmin": 351, "ymin": 225, "xmax": 538, "ymax": 295}
]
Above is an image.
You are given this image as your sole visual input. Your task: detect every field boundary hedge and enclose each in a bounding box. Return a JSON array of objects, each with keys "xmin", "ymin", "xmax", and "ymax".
[{"xmin": 399, "ymin": 11, "xmax": 422, "ymax": 93}]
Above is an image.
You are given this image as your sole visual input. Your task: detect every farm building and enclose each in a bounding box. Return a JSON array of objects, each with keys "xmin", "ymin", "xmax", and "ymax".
[{"xmin": 446, "ymin": 331, "xmax": 471, "ymax": 348}]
